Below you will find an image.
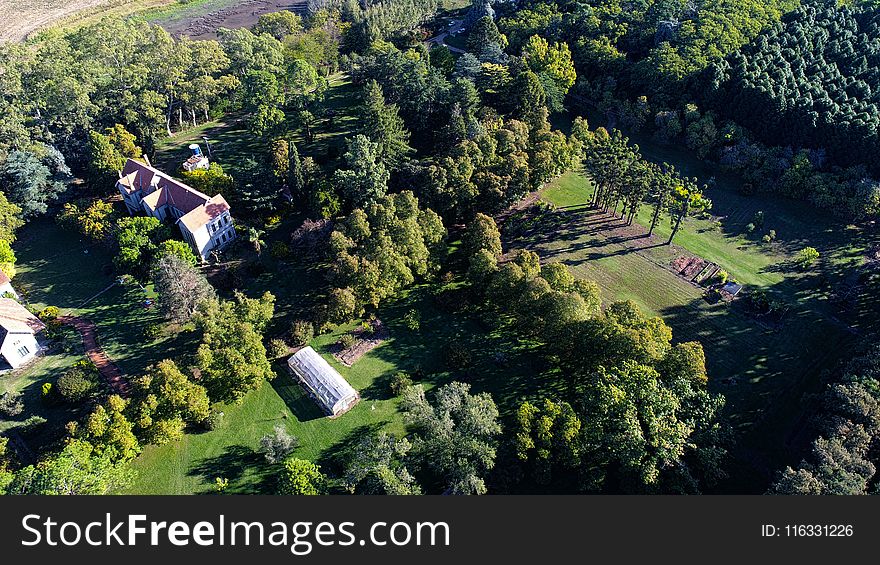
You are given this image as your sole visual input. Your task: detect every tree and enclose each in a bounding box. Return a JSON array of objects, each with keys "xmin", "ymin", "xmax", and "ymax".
[
  {"xmin": 4, "ymin": 440, "xmax": 135, "ymax": 495},
  {"xmin": 358, "ymin": 80, "xmax": 413, "ymax": 170},
  {"xmin": 195, "ymin": 292, "xmax": 276, "ymax": 403},
  {"xmin": 269, "ymin": 138, "xmax": 289, "ymax": 183},
  {"xmin": 333, "ymin": 135, "xmax": 390, "ymax": 209},
  {"xmin": 0, "ymin": 239, "xmax": 16, "ymax": 279},
  {"xmin": 87, "ymin": 124, "xmax": 143, "ymax": 182},
  {"xmin": 401, "ymin": 381, "xmax": 501, "ymax": 494},
  {"xmin": 69, "ymin": 394, "xmax": 140, "ymax": 463},
  {"xmin": 260, "ymin": 425, "xmax": 300, "ymax": 463},
  {"xmin": 468, "ymin": 15, "xmax": 508, "ymax": 54},
  {"xmin": 58, "ymin": 199, "xmax": 117, "ymax": 241},
  {"xmin": 521, "ymin": 35, "xmax": 576, "ymax": 97},
  {"xmin": 129, "ymin": 359, "xmax": 211, "ymax": 445},
  {"xmin": 667, "ymin": 177, "xmax": 710, "ymax": 245},
  {"xmin": 0, "ymin": 191, "xmax": 24, "ymax": 242},
  {"xmin": 278, "ymin": 458, "xmax": 326, "ymax": 495},
  {"xmin": 344, "ymin": 432, "xmax": 421, "ymax": 494},
  {"xmin": 515, "ymin": 398, "xmax": 581, "ymax": 483},
  {"xmin": 253, "ymin": 11, "xmax": 303, "ymax": 40},
  {"xmin": 327, "ymin": 192, "xmax": 446, "ymax": 319},
  {"xmin": 463, "ymin": 213, "xmax": 502, "ymax": 258},
  {"xmin": 180, "ymin": 162, "xmax": 234, "ymax": 196},
  {"xmin": 581, "ymin": 361, "xmax": 692, "ymax": 489},
  {"xmin": 287, "ymin": 139, "xmax": 305, "ymax": 199},
  {"xmin": 156, "ymin": 239, "xmax": 198, "ymax": 267},
  {"xmin": 1, "ymin": 149, "xmax": 67, "ymax": 218},
  {"xmin": 246, "ymin": 226, "xmax": 266, "ymax": 256},
  {"xmin": 152, "ymin": 254, "xmax": 215, "ymax": 323},
  {"xmin": 114, "ymin": 216, "xmax": 168, "ymax": 275}
]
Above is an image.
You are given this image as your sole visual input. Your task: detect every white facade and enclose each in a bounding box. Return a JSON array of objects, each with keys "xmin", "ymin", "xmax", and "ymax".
[
  {"xmin": 0, "ymin": 332, "xmax": 40, "ymax": 369},
  {"xmin": 116, "ymin": 159, "xmax": 237, "ymax": 261},
  {"xmin": 0, "ymin": 298, "xmax": 45, "ymax": 370}
]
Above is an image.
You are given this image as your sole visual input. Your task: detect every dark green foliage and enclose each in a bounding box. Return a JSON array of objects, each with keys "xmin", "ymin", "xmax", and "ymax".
[
  {"xmin": 55, "ymin": 362, "xmax": 99, "ymax": 404},
  {"xmin": 704, "ymin": 2, "xmax": 880, "ymax": 174}
]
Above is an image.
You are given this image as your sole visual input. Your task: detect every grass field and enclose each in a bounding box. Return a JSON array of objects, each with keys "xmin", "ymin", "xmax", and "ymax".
[
  {"xmin": 530, "ymin": 165, "xmax": 880, "ymax": 490},
  {"xmin": 126, "ymin": 280, "xmax": 550, "ymax": 494},
  {"xmin": 2, "ymin": 218, "xmax": 198, "ymax": 447}
]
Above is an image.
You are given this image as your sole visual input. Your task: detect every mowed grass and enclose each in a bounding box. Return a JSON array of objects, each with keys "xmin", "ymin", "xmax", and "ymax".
[
  {"xmin": 532, "ymin": 168, "xmax": 878, "ymax": 489},
  {"xmin": 127, "ymin": 281, "xmax": 550, "ymax": 494},
  {"xmin": 4, "ymin": 218, "xmax": 198, "ymax": 442}
]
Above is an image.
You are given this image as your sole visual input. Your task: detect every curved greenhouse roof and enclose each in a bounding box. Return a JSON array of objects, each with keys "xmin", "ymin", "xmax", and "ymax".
[{"xmin": 287, "ymin": 346, "xmax": 359, "ymax": 417}]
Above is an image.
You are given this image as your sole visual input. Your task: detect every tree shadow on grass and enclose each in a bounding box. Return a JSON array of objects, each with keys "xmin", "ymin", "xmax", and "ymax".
[
  {"xmin": 188, "ymin": 444, "xmax": 274, "ymax": 494},
  {"xmin": 270, "ymin": 368, "xmax": 325, "ymax": 423},
  {"xmin": 315, "ymin": 422, "xmax": 388, "ymax": 478}
]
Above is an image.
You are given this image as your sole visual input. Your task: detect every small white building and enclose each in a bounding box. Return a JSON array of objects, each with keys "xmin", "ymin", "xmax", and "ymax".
[
  {"xmin": 182, "ymin": 143, "xmax": 210, "ymax": 172},
  {"xmin": 116, "ymin": 158, "xmax": 236, "ymax": 261},
  {"xmin": 287, "ymin": 346, "xmax": 360, "ymax": 417},
  {"xmin": 0, "ymin": 298, "xmax": 45, "ymax": 369}
]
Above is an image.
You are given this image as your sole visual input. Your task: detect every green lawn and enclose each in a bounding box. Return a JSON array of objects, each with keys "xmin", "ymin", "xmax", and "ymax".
[
  {"xmin": 3, "ymin": 218, "xmax": 199, "ymax": 446},
  {"xmin": 126, "ymin": 281, "xmax": 550, "ymax": 494},
  {"xmin": 532, "ymin": 168, "xmax": 880, "ymax": 490}
]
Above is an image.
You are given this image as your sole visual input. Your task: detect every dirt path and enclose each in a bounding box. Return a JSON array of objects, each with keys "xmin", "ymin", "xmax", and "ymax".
[{"xmin": 58, "ymin": 315, "xmax": 130, "ymax": 396}]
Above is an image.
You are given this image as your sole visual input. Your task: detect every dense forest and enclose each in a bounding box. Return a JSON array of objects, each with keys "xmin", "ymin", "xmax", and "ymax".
[
  {"xmin": 0, "ymin": 0, "xmax": 878, "ymax": 496},
  {"xmin": 702, "ymin": 3, "xmax": 880, "ymax": 173}
]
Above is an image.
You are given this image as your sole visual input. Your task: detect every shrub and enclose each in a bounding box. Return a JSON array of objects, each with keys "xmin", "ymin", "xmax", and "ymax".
[
  {"xmin": 20, "ymin": 415, "xmax": 47, "ymax": 434},
  {"xmin": 260, "ymin": 425, "xmax": 300, "ymax": 464},
  {"xmin": 768, "ymin": 229, "xmax": 777, "ymax": 240},
  {"xmin": 265, "ymin": 214, "xmax": 282, "ymax": 227},
  {"xmin": 56, "ymin": 365, "xmax": 98, "ymax": 403},
  {"xmin": 752, "ymin": 211, "xmax": 765, "ymax": 228},
  {"xmin": 402, "ymin": 309, "xmax": 420, "ymax": 332},
  {"xmin": 389, "ymin": 371, "xmax": 413, "ymax": 396},
  {"xmin": 338, "ymin": 333, "xmax": 356, "ymax": 349},
  {"xmin": 40, "ymin": 382, "xmax": 53, "ymax": 404},
  {"xmin": 0, "ymin": 391, "xmax": 24, "ymax": 417},
  {"xmin": 142, "ymin": 323, "xmax": 163, "ymax": 340},
  {"xmin": 204, "ymin": 410, "xmax": 224, "ymax": 431},
  {"xmin": 290, "ymin": 320, "xmax": 314, "ymax": 346},
  {"xmin": 796, "ymin": 247, "xmax": 820, "ymax": 269},
  {"xmin": 762, "ymin": 234, "xmax": 772, "ymax": 244},
  {"xmin": 445, "ymin": 340, "xmax": 472, "ymax": 369},
  {"xmin": 37, "ymin": 306, "xmax": 60, "ymax": 321},
  {"xmin": 269, "ymin": 338, "xmax": 289, "ymax": 358},
  {"xmin": 270, "ymin": 241, "xmax": 290, "ymax": 259},
  {"xmin": 745, "ymin": 223, "xmax": 756, "ymax": 234}
]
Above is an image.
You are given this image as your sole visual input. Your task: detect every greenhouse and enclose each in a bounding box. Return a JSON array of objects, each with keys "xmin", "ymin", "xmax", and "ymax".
[{"xmin": 287, "ymin": 346, "xmax": 360, "ymax": 417}]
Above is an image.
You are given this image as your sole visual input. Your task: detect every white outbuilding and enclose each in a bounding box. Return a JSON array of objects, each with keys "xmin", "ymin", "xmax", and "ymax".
[{"xmin": 287, "ymin": 346, "xmax": 360, "ymax": 417}]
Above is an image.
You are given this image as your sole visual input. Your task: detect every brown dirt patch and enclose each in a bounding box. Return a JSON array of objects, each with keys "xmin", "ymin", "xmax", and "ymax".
[
  {"xmin": 333, "ymin": 319, "xmax": 389, "ymax": 367},
  {"xmin": 159, "ymin": 0, "xmax": 307, "ymax": 40}
]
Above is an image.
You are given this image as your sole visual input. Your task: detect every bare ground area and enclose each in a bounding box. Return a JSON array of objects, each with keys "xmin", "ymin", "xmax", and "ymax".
[
  {"xmin": 0, "ymin": 0, "xmax": 168, "ymax": 42},
  {"xmin": 333, "ymin": 319, "xmax": 389, "ymax": 367},
  {"xmin": 156, "ymin": 0, "xmax": 307, "ymax": 40}
]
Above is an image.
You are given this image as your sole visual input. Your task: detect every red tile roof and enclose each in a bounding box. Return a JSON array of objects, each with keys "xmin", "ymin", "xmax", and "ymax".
[{"xmin": 118, "ymin": 159, "xmax": 228, "ymax": 230}]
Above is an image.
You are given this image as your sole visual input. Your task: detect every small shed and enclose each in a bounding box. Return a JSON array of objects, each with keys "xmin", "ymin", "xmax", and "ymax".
[
  {"xmin": 287, "ymin": 346, "xmax": 360, "ymax": 417},
  {"xmin": 722, "ymin": 282, "xmax": 744, "ymax": 297}
]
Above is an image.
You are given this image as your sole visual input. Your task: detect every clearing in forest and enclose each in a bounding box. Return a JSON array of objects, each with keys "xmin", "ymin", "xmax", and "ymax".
[{"xmin": 510, "ymin": 169, "xmax": 880, "ymax": 489}]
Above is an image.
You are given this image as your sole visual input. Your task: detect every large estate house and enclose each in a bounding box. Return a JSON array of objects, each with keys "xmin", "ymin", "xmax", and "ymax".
[{"xmin": 115, "ymin": 158, "xmax": 236, "ymax": 260}]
